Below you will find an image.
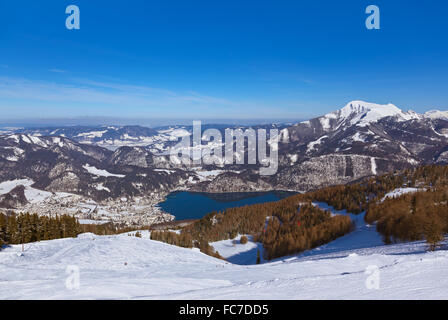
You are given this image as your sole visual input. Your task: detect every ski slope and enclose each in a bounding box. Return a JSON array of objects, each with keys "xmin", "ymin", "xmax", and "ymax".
[{"xmin": 1, "ymin": 228, "xmax": 448, "ymax": 299}]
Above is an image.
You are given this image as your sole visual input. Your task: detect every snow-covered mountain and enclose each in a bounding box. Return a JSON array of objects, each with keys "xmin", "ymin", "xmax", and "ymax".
[
  {"xmin": 425, "ymin": 110, "xmax": 448, "ymax": 120},
  {"xmin": 7, "ymin": 124, "xmax": 285, "ymax": 154},
  {"xmin": 0, "ymin": 132, "xmax": 249, "ymax": 225},
  {"xmin": 1, "ymin": 229, "xmax": 447, "ymax": 299},
  {"xmin": 1, "ymin": 100, "xmax": 447, "ymax": 218},
  {"xmin": 193, "ymin": 101, "xmax": 448, "ymax": 192},
  {"xmin": 10, "ymin": 125, "xmax": 181, "ymax": 153},
  {"xmin": 0, "ymin": 133, "xmax": 193, "ymax": 225}
]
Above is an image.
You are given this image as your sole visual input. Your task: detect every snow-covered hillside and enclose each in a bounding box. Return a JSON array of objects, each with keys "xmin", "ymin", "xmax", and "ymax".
[{"xmin": 1, "ymin": 229, "xmax": 448, "ymax": 299}]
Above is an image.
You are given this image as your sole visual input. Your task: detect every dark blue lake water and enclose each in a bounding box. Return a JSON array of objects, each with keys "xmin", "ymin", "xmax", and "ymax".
[{"xmin": 158, "ymin": 191, "xmax": 296, "ymax": 221}]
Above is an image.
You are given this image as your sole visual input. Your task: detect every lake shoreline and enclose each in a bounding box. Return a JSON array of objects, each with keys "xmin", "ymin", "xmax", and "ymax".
[{"xmin": 157, "ymin": 190, "xmax": 298, "ymax": 221}]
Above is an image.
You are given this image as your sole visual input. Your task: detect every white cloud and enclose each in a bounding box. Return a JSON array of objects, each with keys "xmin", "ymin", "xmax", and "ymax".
[
  {"xmin": 0, "ymin": 76, "xmax": 232, "ymax": 107},
  {"xmin": 0, "ymin": 76, "xmax": 277, "ymax": 118},
  {"xmin": 0, "ymin": 75, "xmax": 320, "ymax": 120}
]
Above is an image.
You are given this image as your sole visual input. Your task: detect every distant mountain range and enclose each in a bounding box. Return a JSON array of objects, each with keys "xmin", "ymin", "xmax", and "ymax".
[{"xmin": 0, "ymin": 100, "xmax": 447, "ymax": 219}]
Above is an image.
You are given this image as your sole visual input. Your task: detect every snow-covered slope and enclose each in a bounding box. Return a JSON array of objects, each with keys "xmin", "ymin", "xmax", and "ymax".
[
  {"xmin": 3, "ymin": 190, "xmax": 446, "ymax": 300},
  {"xmin": 1, "ymin": 229, "xmax": 448, "ymax": 299},
  {"xmin": 381, "ymin": 187, "xmax": 421, "ymax": 202},
  {"xmin": 210, "ymin": 235, "xmax": 266, "ymax": 265}
]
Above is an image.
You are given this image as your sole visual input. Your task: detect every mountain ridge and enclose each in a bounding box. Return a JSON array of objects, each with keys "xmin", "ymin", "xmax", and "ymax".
[{"xmin": 0, "ymin": 100, "xmax": 447, "ymax": 225}]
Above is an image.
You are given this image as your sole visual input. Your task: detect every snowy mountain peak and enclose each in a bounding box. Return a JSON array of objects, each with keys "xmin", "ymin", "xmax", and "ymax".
[
  {"xmin": 340, "ymin": 100, "xmax": 401, "ymax": 117},
  {"xmin": 319, "ymin": 100, "xmax": 421, "ymax": 130}
]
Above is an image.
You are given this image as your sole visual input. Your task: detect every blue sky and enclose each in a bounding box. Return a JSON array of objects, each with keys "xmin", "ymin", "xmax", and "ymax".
[{"xmin": 0, "ymin": 0, "xmax": 447, "ymax": 124}]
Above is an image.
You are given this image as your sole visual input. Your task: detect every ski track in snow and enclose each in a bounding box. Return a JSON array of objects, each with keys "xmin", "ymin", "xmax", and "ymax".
[{"xmin": 1, "ymin": 203, "xmax": 448, "ymax": 299}]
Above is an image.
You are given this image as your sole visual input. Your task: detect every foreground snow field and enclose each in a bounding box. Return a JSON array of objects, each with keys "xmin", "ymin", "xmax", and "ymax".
[{"xmin": 1, "ymin": 229, "xmax": 448, "ymax": 300}]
